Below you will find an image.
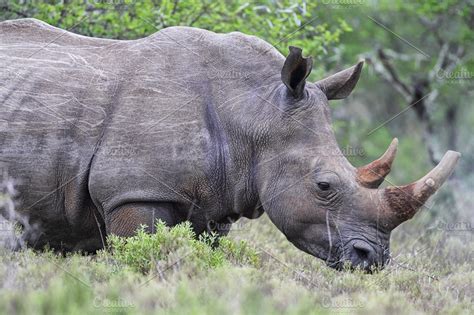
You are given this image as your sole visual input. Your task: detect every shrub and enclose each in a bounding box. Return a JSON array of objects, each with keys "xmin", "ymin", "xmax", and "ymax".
[{"xmin": 108, "ymin": 221, "xmax": 260, "ymax": 274}]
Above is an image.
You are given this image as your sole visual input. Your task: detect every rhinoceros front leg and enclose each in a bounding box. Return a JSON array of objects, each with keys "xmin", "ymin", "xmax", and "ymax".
[{"xmin": 105, "ymin": 202, "xmax": 176, "ymax": 237}]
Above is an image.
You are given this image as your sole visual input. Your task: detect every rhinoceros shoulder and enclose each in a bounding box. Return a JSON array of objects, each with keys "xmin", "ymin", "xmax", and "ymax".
[
  {"xmin": 145, "ymin": 26, "xmax": 284, "ymax": 69},
  {"xmin": 155, "ymin": 26, "xmax": 279, "ymax": 52}
]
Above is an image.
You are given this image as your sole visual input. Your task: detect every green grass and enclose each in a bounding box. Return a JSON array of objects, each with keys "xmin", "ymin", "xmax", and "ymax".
[{"xmin": 0, "ymin": 213, "xmax": 472, "ymax": 315}]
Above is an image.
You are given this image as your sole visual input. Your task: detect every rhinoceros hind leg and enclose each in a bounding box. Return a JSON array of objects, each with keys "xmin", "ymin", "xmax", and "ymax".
[{"xmin": 106, "ymin": 202, "xmax": 177, "ymax": 238}]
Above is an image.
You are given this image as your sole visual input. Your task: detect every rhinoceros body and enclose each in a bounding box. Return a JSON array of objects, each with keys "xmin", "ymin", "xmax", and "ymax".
[
  {"xmin": 1, "ymin": 19, "xmax": 279, "ymax": 250},
  {"xmin": 1, "ymin": 19, "xmax": 460, "ymax": 270}
]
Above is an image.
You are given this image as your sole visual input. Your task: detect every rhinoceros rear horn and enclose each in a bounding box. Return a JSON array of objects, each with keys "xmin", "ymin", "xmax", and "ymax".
[
  {"xmin": 281, "ymin": 46, "xmax": 313, "ymax": 99},
  {"xmin": 382, "ymin": 150, "xmax": 461, "ymax": 228},
  {"xmin": 316, "ymin": 60, "xmax": 364, "ymax": 100},
  {"xmin": 357, "ymin": 138, "xmax": 398, "ymax": 188}
]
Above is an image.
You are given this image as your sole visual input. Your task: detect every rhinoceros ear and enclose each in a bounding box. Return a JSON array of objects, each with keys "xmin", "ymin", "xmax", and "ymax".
[
  {"xmin": 316, "ymin": 60, "xmax": 364, "ymax": 100},
  {"xmin": 281, "ymin": 46, "xmax": 313, "ymax": 99}
]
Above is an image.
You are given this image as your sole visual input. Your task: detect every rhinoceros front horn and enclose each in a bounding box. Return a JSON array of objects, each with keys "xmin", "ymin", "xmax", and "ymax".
[
  {"xmin": 357, "ymin": 138, "xmax": 398, "ymax": 188},
  {"xmin": 382, "ymin": 150, "xmax": 461, "ymax": 227}
]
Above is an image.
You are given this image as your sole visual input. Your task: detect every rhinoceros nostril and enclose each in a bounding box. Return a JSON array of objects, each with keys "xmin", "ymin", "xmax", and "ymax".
[
  {"xmin": 342, "ymin": 241, "xmax": 385, "ymax": 272},
  {"xmin": 354, "ymin": 247, "xmax": 369, "ymax": 260},
  {"xmin": 352, "ymin": 241, "xmax": 374, "ymax": 264}
]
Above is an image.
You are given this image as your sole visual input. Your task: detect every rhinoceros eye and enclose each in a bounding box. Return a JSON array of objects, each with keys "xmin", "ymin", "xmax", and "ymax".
[{"xmin": 317, "ymin": 182, "xmax": 331, "ymax": 191}]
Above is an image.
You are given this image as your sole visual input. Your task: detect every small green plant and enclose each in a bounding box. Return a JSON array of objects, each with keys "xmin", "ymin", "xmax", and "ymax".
[
  {"xmin": 107, "ymin": 221, "xmax": 260, "ymax": 273},
  {"xmin": 217, "ymin": 238, "xmax": 260, "ymax": 268}
]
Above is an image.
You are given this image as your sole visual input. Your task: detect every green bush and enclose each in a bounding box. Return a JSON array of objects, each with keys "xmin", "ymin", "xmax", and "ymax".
[{"xmin": 107, "ymin": 221, "xmax": 260, "ymax": 273}]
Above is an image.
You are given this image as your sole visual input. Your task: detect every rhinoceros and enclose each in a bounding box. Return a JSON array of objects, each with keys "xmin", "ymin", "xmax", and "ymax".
[{"xmin": 0, "ymin": 18, "xmax": 460, "ymax": 270}]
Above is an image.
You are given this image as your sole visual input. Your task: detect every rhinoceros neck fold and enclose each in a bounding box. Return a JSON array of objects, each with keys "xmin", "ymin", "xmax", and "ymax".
[{"xmin": 202, "ymin": 91, "xmax": 232, "ymax": 211}]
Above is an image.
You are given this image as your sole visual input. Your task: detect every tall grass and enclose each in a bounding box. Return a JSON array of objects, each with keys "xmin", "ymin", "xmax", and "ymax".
[{"xmin": 0, "ymin": 212, "xmax": 472, "ymax": 314}]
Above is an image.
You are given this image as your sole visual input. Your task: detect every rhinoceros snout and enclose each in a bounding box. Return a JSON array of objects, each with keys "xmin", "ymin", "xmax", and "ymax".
[{"xmin": 336, "ymin": 240, "xmax": 388, "ymax": 272}]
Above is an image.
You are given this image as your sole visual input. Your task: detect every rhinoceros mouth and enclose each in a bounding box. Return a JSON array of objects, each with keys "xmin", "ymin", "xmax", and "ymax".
[
  {"xmin": 325, "ymin": 260, "xmax": 344, "ymax": 270},
  {"xmin": 324, "ymin": 239, "xmax": 390, "ymax": 272}
]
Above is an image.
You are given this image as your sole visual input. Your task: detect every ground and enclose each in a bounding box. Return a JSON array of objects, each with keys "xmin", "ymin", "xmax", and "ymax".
[{"xmin": 0, "ymin": 200, "xmax": 472, "ymax": 315}]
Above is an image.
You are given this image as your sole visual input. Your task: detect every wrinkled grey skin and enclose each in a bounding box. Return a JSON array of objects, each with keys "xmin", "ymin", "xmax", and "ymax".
[{"xmin": 0, "ymin": 19, "xmax": 389, "ymax": 270}]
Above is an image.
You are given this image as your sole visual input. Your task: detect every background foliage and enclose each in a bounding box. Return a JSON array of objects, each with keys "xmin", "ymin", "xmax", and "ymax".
[
  {"xmin": 0, "ymin": 1, "xmax": 473, "ymax": 314},
  {"xmin": 2, "ymin": 0, "xmax": 471, "ymax": 180}
]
